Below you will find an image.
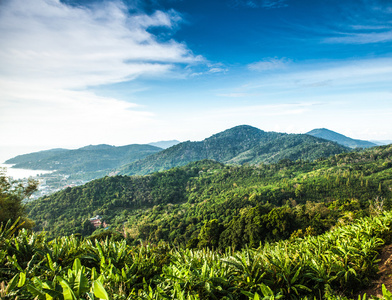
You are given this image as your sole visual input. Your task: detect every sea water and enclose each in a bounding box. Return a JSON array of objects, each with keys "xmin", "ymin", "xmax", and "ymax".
[
  {"xmin": 0, "ymin": 164, "xmax": 53, "ymax": 180},
  {"xmin": 0, "ymin": 145, "xmax": 55, "ymax": 179}
]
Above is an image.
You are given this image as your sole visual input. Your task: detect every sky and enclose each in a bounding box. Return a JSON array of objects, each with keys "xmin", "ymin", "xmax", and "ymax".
[{"xmin": 1, "ymin": 0, "xmax": 392, "ymax": 161}]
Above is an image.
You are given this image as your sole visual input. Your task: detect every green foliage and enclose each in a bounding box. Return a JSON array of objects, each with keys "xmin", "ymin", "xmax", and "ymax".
[
  {"xmin": 0, "ymin": 168, "xmax": 37, "ymax": 229},
  {"xmin": 27, "ymin": 160, "xmax": 222, "ymax": 238},
  {"xmin": 120, "ymin": 142, "xmax": 391, "ymax": 249},
  {"xmin": 197, "ymin": 219, "xmax": 223, "ymax": 249},
  {"xmin": 4, "ymin": 143, "xmax": 392, "ymax": 300},
  {"xmin": 1, "ymin": 210, "xmax": 392, "ymax": 299},
  {"xmin": 27, "ymin": 145, "xmax": 392, "ymax": 249}
]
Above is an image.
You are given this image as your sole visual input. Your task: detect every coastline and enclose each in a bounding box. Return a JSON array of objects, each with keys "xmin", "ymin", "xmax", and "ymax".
[{"xmin": 0, "ymin": 163, "xmax": 53, "ymax": 180}]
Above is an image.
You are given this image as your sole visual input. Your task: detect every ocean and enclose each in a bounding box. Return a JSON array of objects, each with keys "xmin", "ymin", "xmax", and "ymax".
[{"xmin": 0, "ymin": 164, "xmax": 53, "ymax": 180}]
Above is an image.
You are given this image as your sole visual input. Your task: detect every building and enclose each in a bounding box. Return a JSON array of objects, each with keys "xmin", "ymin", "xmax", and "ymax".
[{"xmin": 89, "ymin": 215, "xmax": 107, "ymax": 228}]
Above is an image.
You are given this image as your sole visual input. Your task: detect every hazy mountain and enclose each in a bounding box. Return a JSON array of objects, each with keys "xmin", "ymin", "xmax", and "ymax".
[
  {"xmin": 370, "ymin": 140, "xmax": 392, "ymax": 146},
  {"xmin": 148, "ymin": 140, "xmax": 180, "ymax": 149},
  {"xmin": 5, "ymin": 144, "xmax": 163, "ymax": 174},
  {"xmin": 5, "ymin": 125, "xmax": 352, "ymax": 180},
  {"xmin": 2, "ymin": 148, "xmax": 69, "ymax": 165},
  {"xmin": 306, "ymin": 128, "xmax": 377, "ymax": 149},
  {"xmin": 119, "ymin": 125, "xmax": 348, "ymax": 176},
  {"xmin": 78, "ymin": 144, "xmax": 116, "ymax": 151}
]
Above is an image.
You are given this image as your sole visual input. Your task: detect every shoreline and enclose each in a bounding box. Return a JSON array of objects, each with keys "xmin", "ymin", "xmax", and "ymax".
[{"xmin": 0, "ymin": 164, "xmax": 53, "ymax": 180}]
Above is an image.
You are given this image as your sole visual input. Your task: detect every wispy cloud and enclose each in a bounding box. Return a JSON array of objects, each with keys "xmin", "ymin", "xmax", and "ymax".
[
  {"xmin": 221, "ymin": 57, "xmax": 392, "ymax": 108},
  {"xmin": 324, "ymin": 31, "xmax": 392, "ymax": 44},
  {"xmin": 0, "ymin": 0, "xmax": 202, "ymax": 88},
  {"xmin": 321, "ymin": 1, "xmax": 392, "ymax": 44},
  {"xmin": 229, "ymin": 0, "xmax": 288, "ymax": 9},
  {"xmin": 0, "ymin": 0, "xmax": 203, "ymax": 147},
  {"xmin": 189, "ymin": 63, "xmax": 228, "ymax": 77},
  {"xmin": 208, "ymin": 102, "xmax": 317, "ymax": 118},
  {"xmin": 258, "ymin": 59, "xmax": 391, "ymax": 93},
  {"xmin": 248, "ymin": 57, "xmax": 291, "ymax": 72}
]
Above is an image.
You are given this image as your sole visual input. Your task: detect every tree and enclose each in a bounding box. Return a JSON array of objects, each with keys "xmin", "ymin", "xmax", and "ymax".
[
  {"xmin": 0, "ymin": 168, "xmax": 38, "ymax": 228},
  {"xmin": 295, "ymin": 184, "xmax": 304, "ymax": 199},
  {"xmin": 197, "ymin": 219, "xmax": 223, "ymax": 249}
]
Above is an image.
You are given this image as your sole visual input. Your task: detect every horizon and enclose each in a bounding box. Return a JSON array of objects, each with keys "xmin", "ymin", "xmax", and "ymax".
[
  {"xmin": 1, "ymin": 125, "xmax": 391, "ymax": 164},
  {"xmin": 1, "ymin": 0, "xmax": 392, "ymax": 160}
]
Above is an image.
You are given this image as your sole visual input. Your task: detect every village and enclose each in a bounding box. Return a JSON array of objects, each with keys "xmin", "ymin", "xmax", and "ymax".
[{"xmin": 26, "ymin": 173, "xmax": 88, "ymax": 201}]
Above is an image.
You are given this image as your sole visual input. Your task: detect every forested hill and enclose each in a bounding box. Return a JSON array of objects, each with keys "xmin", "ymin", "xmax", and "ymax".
[
  {"xmin": 5, "ymin": 144, "xmax": 163, "ymax": 174},
  {"xmin": 306, "ymin": 128, "xmax": 377, "ymax": 148},
  {"xmin": 27, "ymin": 160, "xmax": 224, "ymax": 237},
  {"xmin": 27, "ymin": 145, "xmax": 392, "ymax": 244},
  {"xmin": 119, "ymin": 125, "xmax": 349, "ymax": 175}
]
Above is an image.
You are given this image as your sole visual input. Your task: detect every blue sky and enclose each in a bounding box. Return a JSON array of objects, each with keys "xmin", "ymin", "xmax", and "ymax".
[{"xmin": 0, "ymin": 0, "xmax": 392, "ymax": 160}]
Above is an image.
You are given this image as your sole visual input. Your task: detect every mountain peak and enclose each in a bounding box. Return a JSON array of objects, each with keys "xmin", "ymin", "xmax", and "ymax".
[
  {"xmin": 306, "ymin": 128, "xmax": 376, "ymax": 149},
  {"xmin": 78, "ymin": 144, "xmax": 115, "ymax": 151},
  {"xmin": 119, "ymin": 125, "xmax": 348, "ymax": 176},
  {"xmin": 207, "ymin": 125, "xmax": 265, "ymax": 140},
  {"xmin": 148, "ymin": 140, "xmax": 180, "ymax": 149}
]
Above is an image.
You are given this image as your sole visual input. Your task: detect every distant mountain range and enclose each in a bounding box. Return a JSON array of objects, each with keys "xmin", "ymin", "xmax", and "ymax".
[
  {"xmin": 118, "ymin": 125, "xmax": 349, "ymax": 176},
  {"xmin": 370, "ymin": 140, "xmax": 392, "ymax": 146},
  {"xmin": 306, "ymin": 128, "xmax": 377, "ymax": 149},
  {"xmin": 6, "ymin": 126, "xmax": 383, "ymax": 180}
]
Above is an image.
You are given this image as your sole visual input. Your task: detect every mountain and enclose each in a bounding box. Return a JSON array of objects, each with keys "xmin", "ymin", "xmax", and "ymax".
[
  {"xmin": 306, "ymin": 128, "xmax": 377, "ymax": 149},
  {"xmin": 148, "ymin": 140, "xmax": 180, "ymax": 149},
  {"xmin": 370, "ymin": 140, "xmax": 392, "ymax": 146},
  {"xmin": 118, "ymin": 125, "xmax": 349, "ymax": 175},
  {"xmin": 27, "ymin": 144, "xmax": 392, "ymax": 243},
  {"xmin": 5, "ymin": 144, "xmax": 163, "ymax": 175},
  {"xmin": 78, "ymin": 144, "xmax": 115, "ymax": 151},
  {"xmin": 2, "ymin": 148, "xmax": 69, "ymax": 165}
]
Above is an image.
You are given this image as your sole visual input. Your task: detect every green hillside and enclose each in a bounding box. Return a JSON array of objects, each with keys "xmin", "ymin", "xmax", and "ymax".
[
  {"xmin": 306, "ymin": 128, "xmax": 377, "ymax": 148},
  {"xmin": 227, "ymin": 133, "xmax": 348, "ymax": 164},
  {"xmin": 119, "ymin": 125, "xmax": 348, "ymax": 175},
  {"xmin": 27, "ymin": 145, "xmax": 392, "ymax": 246},
  {"xmin": 3, "ymin": 145, "xmax": 392, "ymax": 300}
]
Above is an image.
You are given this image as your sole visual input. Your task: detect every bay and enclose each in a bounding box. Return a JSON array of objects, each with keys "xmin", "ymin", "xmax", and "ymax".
[{"xmin": 0, "ymin": 164, "xmax": 53, "ymax": 180}]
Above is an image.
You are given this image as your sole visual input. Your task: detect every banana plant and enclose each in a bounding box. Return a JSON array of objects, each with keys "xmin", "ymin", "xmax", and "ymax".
[
  {"xmin": 0, "ymin": 272, "xmax": 26, "ymax": 299},
  {"xmin": 21, "ymin": 258, "xmax": 110, "ymax": 300},
  {"xmin": 161, "ymin": 248, "xmax": 234, "ymax": 299}
]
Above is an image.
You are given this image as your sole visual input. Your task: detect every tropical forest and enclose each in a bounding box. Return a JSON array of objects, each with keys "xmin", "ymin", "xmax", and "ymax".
[{"xmin": 1, "ymin": 126, "xmax": 392, "ymax": 299}]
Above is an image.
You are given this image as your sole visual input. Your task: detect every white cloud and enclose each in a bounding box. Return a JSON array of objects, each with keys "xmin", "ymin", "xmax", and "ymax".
[
  {"xmin": 243, "ymin": 58, "xmax": 392, "ymax": 92},
  {"xmin": 189, "ymin": 62, "xmax": 228, "ymax": 77},
  {"xmin": 206, "ymin": 102, "xmax": 319, "ymax": 119},
  {"xmin": 208, "ymin": 67, "xmax": 227, "ymax": 74},
  {"xmin": 248, "ymin": 57, "xmax": 291, "ymax": 72},
  {"xmin": 320, "ymin": 1, "xmax": 392, "ymax": 45},
  {"xmin": 324, "ymin": 31, "xmax": 392, "ymax": 44},
  {"xmin": 0, "ymin": 0, "xmax": 203, "ymax": 148},
  {"xmin": 0, "ymin": 0, "xmax": 201, "ymax": 88},
  {"xmin": 0, "ymin": 80, "xmax": 156, "ymax": 147}
]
